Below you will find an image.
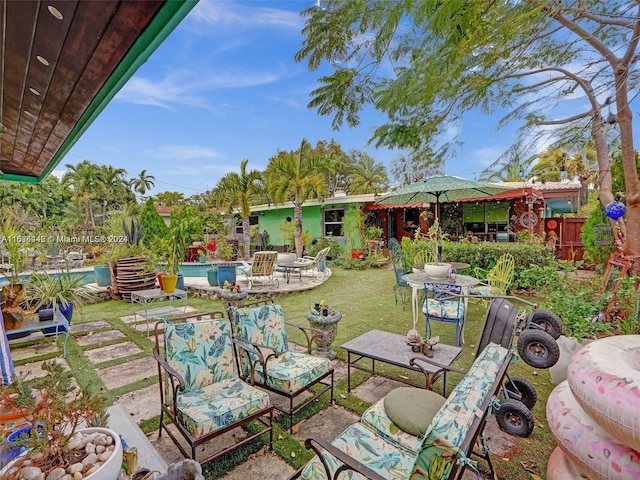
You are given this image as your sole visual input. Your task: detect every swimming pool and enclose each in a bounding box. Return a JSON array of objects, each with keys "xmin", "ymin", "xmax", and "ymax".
[{"xmin": 0, "ymin": 262, "xmax": 230, "ymax": 287}]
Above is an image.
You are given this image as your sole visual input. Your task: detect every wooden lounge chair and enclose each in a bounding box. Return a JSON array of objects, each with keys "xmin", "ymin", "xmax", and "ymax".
[{"xmin": 238, "ymin": 251, "xmax": 279, "ymax": 289}]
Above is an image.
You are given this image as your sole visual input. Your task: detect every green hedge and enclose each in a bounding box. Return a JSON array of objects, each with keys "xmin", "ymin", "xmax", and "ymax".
[{"xmin": 442, "ymin": 242, "xmax": 553, "ymax": 290}]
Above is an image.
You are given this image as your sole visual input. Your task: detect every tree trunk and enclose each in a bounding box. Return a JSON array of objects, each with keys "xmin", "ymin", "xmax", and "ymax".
[
  {"xmin": 294, "ymin": 202, "xmax": 304, "ymax": 258},
  {"xmin": 242, "ymin": 216, "xmax": 251, "ymax": 260}
]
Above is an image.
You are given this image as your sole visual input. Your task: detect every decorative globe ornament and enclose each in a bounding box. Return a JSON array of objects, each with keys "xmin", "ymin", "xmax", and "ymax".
[{"xmin": 604, "ymin": 200, "xmax": 626, "ymax": 221}]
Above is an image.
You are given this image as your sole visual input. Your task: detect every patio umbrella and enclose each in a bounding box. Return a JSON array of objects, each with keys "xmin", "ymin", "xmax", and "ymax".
[{"xmin": 374, "ymin": 175, "xmax": 510, "ymax": 219}]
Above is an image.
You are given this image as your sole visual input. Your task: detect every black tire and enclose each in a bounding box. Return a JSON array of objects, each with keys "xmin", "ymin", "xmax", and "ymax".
[
  {"xmin": 504, "ymin": 377, "xmax": 538, "ymax": 410},
  {"xmin": 528, "ymin": 310, "xmax": 563, "ymax": 339},
  {"xmin": 517, "ymin": 329, "xmax": 560, "ymax": 369},
  {"xmin": 496, "ymin": 399, "xmax": 535, "ymax": 437}
]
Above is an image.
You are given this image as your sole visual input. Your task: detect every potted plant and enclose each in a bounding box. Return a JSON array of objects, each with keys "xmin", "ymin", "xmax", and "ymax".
[
  {"xmin": 0, "ymin": 214, "xmax": 28, "ymax": 331},
  {"xmin": 162, "ymin": 208, "xmax": 198, "ymax": 293},
  {"xmin": 29, "ymin": 269, "xmax": 94, "ymax": 334},
  {"xmin": 343, "ymin": 205, "xmax": 366, "ymax": 259},
  {"xmin": 215, "ymin": 239, "xmax": 237, "ymax": 286},
  {"xmin": 0, "ymin": 361, "xmax": 122, "ymax": 480},
  {"xmin": 421, "ymin": 219, "xmax": 451, "ymax": 278}
]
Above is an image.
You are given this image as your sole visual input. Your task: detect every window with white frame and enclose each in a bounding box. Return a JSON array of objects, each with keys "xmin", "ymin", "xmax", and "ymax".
[{"xmin": 323, "ymin": 208, "xmax": 344, "ymax": 237}]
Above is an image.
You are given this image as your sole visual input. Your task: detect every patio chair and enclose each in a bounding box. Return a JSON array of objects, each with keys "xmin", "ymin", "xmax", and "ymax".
[
  {"xmin": 297, "ymin": 247, "xmax": 330, "ymax": 279},
  {"xmin": 153, "ymin": 312, "xmax": 273, "ymax": 463},
  {"xmin": 422, "ymin": 282, "xmax": 465, "ymax": 347},
  {"xmin": 471, "ymin": 253, "xmax": 515, "ymax": 297},
  {"xmin": 238, "ymin": 251, "xmax": 279, "ymax": 289},
  {"xmin": 227, "ymin": 300, "xmax": 334, "ymax": 432}
]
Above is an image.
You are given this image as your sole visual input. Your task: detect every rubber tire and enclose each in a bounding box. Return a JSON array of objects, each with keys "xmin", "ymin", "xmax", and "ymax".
[
  {"xmin": 528, "ymin": 310, "xmax": 563, "ymax": 339},
  {"xmin": 496, "ymin": 399, "xmax": 535, "ymax": 437},
  {"xmin": 517, "ymin": 329, "xmax": 560, "ymax": 369},
  {"xmin": 505, "ymin": 377, "xmax": 538, "ymax": 410}
]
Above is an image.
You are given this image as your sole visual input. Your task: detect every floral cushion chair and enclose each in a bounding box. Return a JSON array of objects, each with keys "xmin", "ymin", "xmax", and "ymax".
[
  {"xmin": 153, "ymin": 312, "xmax": 273, "ymax": 463},
  {"xmin": 228, "ymin": 301, "xmax": 334, "ymax": 432},
  {"xmin": 292, "ymin": 342, "xmax": 511, "ymax": 480}
]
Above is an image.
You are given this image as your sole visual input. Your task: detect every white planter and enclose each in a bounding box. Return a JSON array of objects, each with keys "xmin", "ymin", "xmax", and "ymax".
[
  {"xmin": 83, "ymin": 427, "xmax": 123, "ymax": 480},
  {"xmin": 423, "ymin": 262, "xmax": 452, "ymax": 279},
  {"xmin": 1, "ymin": 427, "xmax": 123, "ymax": 480},
  {"xmin": 277, "ymin": 252, "xmax": 296, "ymax": 264}
]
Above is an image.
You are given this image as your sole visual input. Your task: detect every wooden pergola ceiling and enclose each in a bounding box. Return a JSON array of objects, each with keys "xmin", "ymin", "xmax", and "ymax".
[{"xmin": 0, "ymin": 0, "xmax": 196, "ymax": 183}]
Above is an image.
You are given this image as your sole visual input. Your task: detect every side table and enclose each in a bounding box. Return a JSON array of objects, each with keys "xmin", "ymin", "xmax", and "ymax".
[{"xmin": 305, "ymin": 309, "xmax": 342, "ymax": 358}]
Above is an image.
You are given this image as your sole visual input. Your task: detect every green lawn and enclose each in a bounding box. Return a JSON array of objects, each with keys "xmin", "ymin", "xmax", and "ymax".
[{"xmin": 14, "ymin": 266, "xmax": 557, "ymax": 479}]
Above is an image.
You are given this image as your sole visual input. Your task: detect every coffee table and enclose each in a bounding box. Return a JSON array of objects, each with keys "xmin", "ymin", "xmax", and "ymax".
[
  {"xmin": 341, "ymin": 329, "xmax": 462, "ymax": 395},
  {"xmin": 276, "ymin": 261, "xmax": 306, "ymax": 283}
]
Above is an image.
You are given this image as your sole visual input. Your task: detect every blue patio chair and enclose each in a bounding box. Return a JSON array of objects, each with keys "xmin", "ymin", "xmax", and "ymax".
[{"xmin": 422, "ymin": 282, "xmax": 465, "ymax": 347}]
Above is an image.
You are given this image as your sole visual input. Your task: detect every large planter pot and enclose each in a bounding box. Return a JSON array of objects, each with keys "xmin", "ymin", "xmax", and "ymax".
[
  {"xmin": 93, "ymin": 265, "xmax": 112, "ymax": 287},
  {"xmin": 163, "ymin": 274, "xmax": 178, "ymax": 293},
  {"xmin": 217, "ymin": 264, "xmax": 237, "ymax": 286},
  {"xmin": 176, "ymin": 274, "xmax": 185, "ymax": 291},
  {"xmin": 423, "ymin": 262, "xmax": 452, "ymax": 279},
  {"xmin": 305, "ymin": 309, "xmax": 342, "ymax": 358},
  {"xmin": 1, "ymin": 427, "xmax": 122, "ymax": 480},
  {"xmin": 207, "ymin": 267, "xmax": 218, "ymax": 286}
]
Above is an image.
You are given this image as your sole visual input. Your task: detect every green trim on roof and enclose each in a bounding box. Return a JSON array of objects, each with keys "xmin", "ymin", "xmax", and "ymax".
[{"xmin": 37, "ymin": 0, "xmax": 198, "ymax": 182}]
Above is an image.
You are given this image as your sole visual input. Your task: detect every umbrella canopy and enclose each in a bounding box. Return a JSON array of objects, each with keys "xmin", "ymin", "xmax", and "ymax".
[{"xmin": 374, "ymin": 175, "xmax": 511, "ymax": 219}]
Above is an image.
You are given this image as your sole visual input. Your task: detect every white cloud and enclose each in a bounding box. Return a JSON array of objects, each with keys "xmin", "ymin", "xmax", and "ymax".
[{"xmin": 190, "ymin": 0, "xmax": 303, "ymax": 31}]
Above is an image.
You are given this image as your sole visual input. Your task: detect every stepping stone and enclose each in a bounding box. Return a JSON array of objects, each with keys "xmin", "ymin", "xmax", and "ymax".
[
  {"xmin": 98, "ymin": 356, "xmax": 157, "ymax": 390},
  {"xmin": 85, "ymin": 341, "xmax": 143, "ymax": 364},
  {"xmin": 10, "ymin": 342, "xmax": 59, "ymax": 361},
  {"xmin": 293, "ymin": 405, "xmax": 359, "ymax": 445},
  {"xmin": 75, "ymin": 329, "xmax": 127, "ymax": 347},
  {"xmin": 117, "ymin": 384, "xmax": 161, "ymax": 424},
  {"xmin": 71, "ymin": 320, "xmax": 111, "ymax": 333},
  {"xmin": 350, "ymin": 375, "xmax": 407, "ymax": 404},
  {"xmin": 14, "ymin": 358, "xmax": 69, "ymax": 380},
  {"xmin": 219, "ymin": 451, "xmax": 295, "ymax": 480}
]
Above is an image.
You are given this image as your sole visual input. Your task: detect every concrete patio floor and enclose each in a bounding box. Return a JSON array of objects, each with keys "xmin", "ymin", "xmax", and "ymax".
[{"xmin": 5, "ymin": 266, "xmax": 517, "ymax": 479}]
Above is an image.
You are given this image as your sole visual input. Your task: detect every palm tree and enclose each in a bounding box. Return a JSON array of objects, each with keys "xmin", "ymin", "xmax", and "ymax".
[
  {"xmin": 348, "ymin": 153, "xmax": 388, "ymax": 194},
  {"xmin": 62, "ymin": 160, "xmax": 100, "ymax": 228},
  {"xmin": 532, "ymin": 145, "xmax": 598, "ymax": 206},
  {"xmin": 130, "ymin": 169, "xmax": 156, "ymax": 198},
  {"xmin": 266, "ymin": 139, "xmax": 328, "ymax": 257},
  {"xmin": 96, "ymin": 165, "xmax": 128, "ymax": 224},
  {"xmin": 212, "ymin": 159, "xmax": 266, "ymax": 260}
]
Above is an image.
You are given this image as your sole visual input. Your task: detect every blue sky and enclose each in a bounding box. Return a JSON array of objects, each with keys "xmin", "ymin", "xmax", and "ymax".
[{"xmin": 61, "ymin": 0, "xmax": 524, "ymax": 197}]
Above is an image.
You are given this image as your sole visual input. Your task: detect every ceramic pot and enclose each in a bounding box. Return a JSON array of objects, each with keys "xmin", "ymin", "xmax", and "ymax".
[
  {"xmin": 217, "ymin": 264, "xmax": 237, "ymax": 286},
  {"xmin": 93, "ymin": 265, "xmax": 111, "ymax": 287},
  {"xmin": 423, "ymin": 262, "xmax": 452, "ymax": 279},
  {"xmin": 163, "ymin": 274, "xmax": 178, "ymax": 293},
  {"xmin": 207, "ymin": 267, "xmax": 218, "ymax": 286}
]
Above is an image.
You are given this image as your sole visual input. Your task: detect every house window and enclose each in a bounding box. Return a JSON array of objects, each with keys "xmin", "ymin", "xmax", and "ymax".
[
  {"xmin": 323, "ymin": 208, "xmax": 344, "ymax": 237},
  {"xmin": 235, "ymin": 215, "xmax": 259, "ymax": 234}
]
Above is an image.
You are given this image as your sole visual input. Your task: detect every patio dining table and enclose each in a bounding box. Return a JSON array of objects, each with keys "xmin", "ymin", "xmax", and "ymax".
[{"xmin": 402, "ymin": 272, "xmax": 479, "ymax": 344}]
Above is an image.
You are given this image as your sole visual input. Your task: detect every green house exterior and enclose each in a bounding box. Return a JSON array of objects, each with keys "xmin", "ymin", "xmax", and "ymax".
[{"xmin": 250, "ymin": 194, "xmax": 376, "ymax": 252}]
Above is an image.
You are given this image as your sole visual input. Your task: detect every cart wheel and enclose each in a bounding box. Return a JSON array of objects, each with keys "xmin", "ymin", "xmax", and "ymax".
[
  {"xmin": 517, "ymin": 329, "xmax": 560, "ymax": 369},
  {"xmin": 505, "ymin": 377, "xmax": 538, "ymax": 410},
  {"xmin": 528, "ymin": 310, "xmax": 563, "ymax": 339},
  {"xmin": 496, "ymin": 399, "xmax": 535, "ymax": 437}
]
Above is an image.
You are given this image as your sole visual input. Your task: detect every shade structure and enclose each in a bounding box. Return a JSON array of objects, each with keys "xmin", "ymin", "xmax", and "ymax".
[{"xmin": 374, "ymin": 175, "xmax": 510, "ymax": 219}]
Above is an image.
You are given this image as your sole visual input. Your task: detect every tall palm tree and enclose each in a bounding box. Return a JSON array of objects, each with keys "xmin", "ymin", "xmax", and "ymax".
[
  {"xmin": 96, "ymin": 165, "xmax": 129, "ymax": 224},
  {"xmin": 212, "ymin": 159, "xmax": 266, "ymax": 260},
  {"xmin": 130, "ymin": 169, "xmax": 156, "ymax": 198},
  {"xmin": 266, "ymin": 139, "xmax": 327, "ymax": 257},
  {"xmin": 348, "ymin": 153, "xmax": 388, "ymax": 194},
  {"xmin": 62, "ymin": 160, "xmax": 100, "ymax": 228}
]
